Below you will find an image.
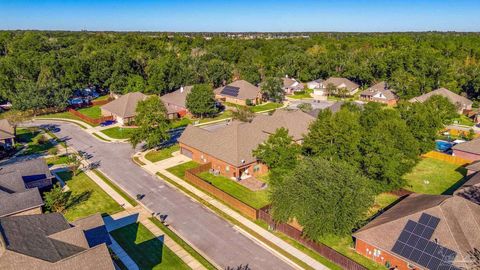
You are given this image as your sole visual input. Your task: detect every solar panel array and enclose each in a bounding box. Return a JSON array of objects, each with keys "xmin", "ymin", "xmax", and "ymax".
[
  {"xmin": 391, "ymin": 213, "xmax": 460, "ymax": 270},
  {"xmin": 220, "ymin": 86, "xmax": 240, "ymax": 97}
]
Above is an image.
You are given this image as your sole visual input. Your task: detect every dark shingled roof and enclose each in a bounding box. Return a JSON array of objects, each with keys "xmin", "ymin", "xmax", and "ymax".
[
  {"xmin": 0, "ymin": 213, "xmax": 114, "ymax": 270},
  {"xmin": 0, "ymin": 171, "xmax": 43, "ymax": 217},
  {"xmin": 454, "ymin": 172, "xmax": 480, "ymax": 205},
  {"xmin": 0, "ymin": 158, "xmax": 54, "ymax": 184},
  {"xmin": 452, "ymin": 138, "xmax": 480, "ymax": 155},
  {"xmin": 214, "ymin": 80, "xmax": 261, "ymax": 101}
]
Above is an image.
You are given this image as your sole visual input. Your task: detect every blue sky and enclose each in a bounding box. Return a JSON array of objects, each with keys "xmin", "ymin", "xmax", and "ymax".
[{"xmin": 0, "ymin": 0, "xmax": 479, "ymax": 32}]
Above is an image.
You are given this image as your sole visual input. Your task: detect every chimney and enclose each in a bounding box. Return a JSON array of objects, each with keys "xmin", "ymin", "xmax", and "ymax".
[{"xmin": 180, "ymin": 86, "xmax": 184, "ymax": 93}]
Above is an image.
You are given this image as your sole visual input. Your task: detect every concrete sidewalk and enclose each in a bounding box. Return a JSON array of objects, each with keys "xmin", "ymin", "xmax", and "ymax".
[{"xmin": 135, "ymin": 151, "xmax": 329, "ymax": 270}]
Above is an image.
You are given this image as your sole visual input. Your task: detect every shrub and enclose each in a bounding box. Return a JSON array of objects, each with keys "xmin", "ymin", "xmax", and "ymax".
[
  {"xmin": 245, "ymin": 99, "xmax": 253, "ymax": 106},
  {"xmin": 36, "ymin": 135, "xmax": 48, "ymax": 145},
  {"xmin": 48, "ymin": 147, "xmax": 58, "ymax": 155}
]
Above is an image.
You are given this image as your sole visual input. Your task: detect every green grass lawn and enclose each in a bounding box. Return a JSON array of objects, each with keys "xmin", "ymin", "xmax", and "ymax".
[
  {"xmin": 45, "ymin": 155, "xmax": 70, "ymax": 166},
  {"xmin": 289, "ymin": 89, "xmax": 313, "ymax": 100},
  {"xmin": 110, "ymin": 223, "xmax": 190, "ymax": 270},
  {"xmin": 149, "ymin": 218, "xmax": 217, "ymax": 270},
  {"xmin": 170, "ymin": 117, "xmax": 193, "ymax": 129},
  {"xmin": 403, "ymin": 157, "xmax": 467, "ymax": 194},
  {"xmin": 56, "ymin": 171, "xmax": 123, "ymax": 221},
  {"xmin": 101, "ymin": 127, "xmax": 136, "ymax": 139},
  {"xmin": 166, "ymin": 161, "xmax": 199, "ymax": 179},
  {"xmin": 17, "ymin": 128, "xmax": 56, "ymax": 155},
  {"xmin": 452, "ymin": 114, "xmax": 475, "ymax": 126},
  {"xmin": 366, "ymin": 193, "xmax": 399, "ymax": 217},
  {"xmin": 77, "ymin": 105, "xmax": 102, "ymax": 119},
  {"xmin": 190, "ymin": 110, "xmax": 234, "ymax": 124},
  {"xmin": 250, "ymin": 102, "xmax": 283, "ymax": 113},
  {"xmin": 197, "ymin": 171, "xmax": 270, "ymax": 209},
  {"xmin": 145, "ymin": 144, "xmax": 180, "ymax": 163}
]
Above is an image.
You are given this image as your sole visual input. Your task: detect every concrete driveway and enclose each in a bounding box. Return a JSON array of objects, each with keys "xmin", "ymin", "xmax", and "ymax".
[{"xmin": 26, "ymin": 120, "xmax": 294, "ymax": 270}]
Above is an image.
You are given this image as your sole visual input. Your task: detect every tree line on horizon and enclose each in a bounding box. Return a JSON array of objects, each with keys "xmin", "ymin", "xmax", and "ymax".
[{"xmin": 1, "ymin": 31, "xmax": 480, "ymax": 111}]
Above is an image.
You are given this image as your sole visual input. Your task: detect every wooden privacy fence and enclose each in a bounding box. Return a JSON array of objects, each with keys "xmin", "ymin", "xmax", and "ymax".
[
  {"xmin": 185, "ymin": 163, "xmax": 367, "ymax": 270},
  {"xmin": 422, "ymin": 151, "xmax": 472, "ymax": 166},
  {"xmin": 258, "ymin": 207, "xmax": 368, "ymax": 270},
  {"xmin": 91, "ymin": 98, "xmax": 113, "ymax": 106},
  {"xmin": 68, "ymin": 108, "xmax": 113, "ymax": 126},
  {"xmin": 185, "ymin": 163, "xmax": 259, "ymax": 220}
]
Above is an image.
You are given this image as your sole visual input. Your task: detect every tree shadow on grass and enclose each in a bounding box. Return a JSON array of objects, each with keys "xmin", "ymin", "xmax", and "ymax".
[
  {"xmin": 110, "ymin": 223, "xmax": 164, "ymax": 270},
  {"xmin": 66, "ymin": 190, "xmax": 92, "ymax": 209},
  {"xmin": 442, "ymin": 166, "xmax": 468, "ymax": 195}
]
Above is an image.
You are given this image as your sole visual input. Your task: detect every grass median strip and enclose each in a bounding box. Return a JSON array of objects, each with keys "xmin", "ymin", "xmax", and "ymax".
[
  {"xmin": 92, "ymin": 169, "xmax": 138, "ymax": 206},
  {"xmin": 93, "ymin": 132, "xmax": 111, "ymax": 142},
  {"xmin": 156, "ymin": 171, "xmax": 316, "ymax": 270},
  {"xmin": 149, "ymin": 217, "xmax": 218, "ymax": 270}
]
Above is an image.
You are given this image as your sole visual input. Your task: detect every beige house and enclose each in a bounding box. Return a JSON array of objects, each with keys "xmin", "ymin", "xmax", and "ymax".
[
  {"xmin": 214, "ymin": 80, "xmax": 262, "ymax": 106},
  {"xmin": 101, "ymin": 92, "xmax": 148, "ymax": 125},
  {"xmin": 0, "ymin": 119, "xmax": 15, "ymax": 149},
  {"xmin": 160, "ymin": 85, "xmax": 193, "ymax": 119}
]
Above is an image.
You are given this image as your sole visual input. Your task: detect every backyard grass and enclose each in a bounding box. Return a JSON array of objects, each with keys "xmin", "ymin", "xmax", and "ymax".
[
  {"xmin": 92, "ymin": 169, "xmax": 138, "ymax": 207},
  {"xmin": 77, "ymin": 105, "xmax": 102, "ymax": 119},
  {"xmin": 366, "ymin": 193, "xmax": 400, "ymax": 217},
  {"xmin": 170, "ymin": 117, "xmax": 192, "ymax": 128},
  {"xmin": 56, "ymin": 171, "xmax": 123, "ymax": 221},
  {"xmin": 149, "ymin": 218, "xmax": 217, "ymax": 270},
  {"xmin": 45, "ymin": 154, "xmax": 70, "ymax": 166},
  {"xmin": 318, "ymin": 235, "xmax": 386, "ymax": 270},
  {"xmin": 101, "ymin": 127, "xmax": 136, "ymax": 139},
  {"xmin": 250, "ymin": 102, "xmax": 283, "ymax": 113},
  {"xmin": 110, "ymin": 223, "xmax": 190, "ymax": 270},
  {"xmin": 145, "ymin": 144, "xmax": 180, "ymax": 163},
  {"xmin": 452, "ymin": 114, "xmax": 475, "ymax": 126},
  {"xmin": 166, "ymin": 161, "xmax": 200, "ymax": 179},
  {"xmin": 403, "ymin": 157, "xmax": 467, "ymax": 194},
  {"xmin": 197, "ymin": 171, "xmax": 270, "ymax": 209}
]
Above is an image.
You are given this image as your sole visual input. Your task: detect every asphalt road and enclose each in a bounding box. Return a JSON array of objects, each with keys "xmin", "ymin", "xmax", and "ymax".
[{"xmin": 30, "ymin": 120, "xmax": 294, "ymax": 270}]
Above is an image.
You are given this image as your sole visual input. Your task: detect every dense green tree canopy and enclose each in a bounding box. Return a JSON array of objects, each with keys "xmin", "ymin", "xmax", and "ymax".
[
  {"xmin": 3, "ymin": 31, "xmax": 480, "ymax": 110},
  {"xmin": 130, "ymin": 96, "xmax": 170, "ymax": 149},
  {"xmin": 271, "ymin": 157, "xmax": 374, "ymax": 238},
  {"xmin": 185, "ymin": 84, "xmax": 217, "ymax": 118}
]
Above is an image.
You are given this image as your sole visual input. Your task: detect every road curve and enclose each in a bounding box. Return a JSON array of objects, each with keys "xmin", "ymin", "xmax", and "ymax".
[{"xmin": 29, "ymin": 120, "xmax": 294, "ymax": 270}]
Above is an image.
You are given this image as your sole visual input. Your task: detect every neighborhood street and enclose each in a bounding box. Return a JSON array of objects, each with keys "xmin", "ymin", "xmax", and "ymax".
[{"xmin": 27, "ymin": 120, "xmax": 294, "ymax": 270}]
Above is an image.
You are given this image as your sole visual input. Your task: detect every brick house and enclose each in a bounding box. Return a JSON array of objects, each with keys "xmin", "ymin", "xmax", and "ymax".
[
  {"xmin": 214, "ymin": 80, "xmax": 262, "ymax": 106},
  {"xmin": 452, "ymin": 138, "xmax": 480, "ymax": 161},
  {"xmin": 321, "ymin": 77, "xmax": 360, "ymax": 96},
  {"xmin": 178, "ymin": 110, "xmax": 314, "ymax": 180},
  {"xmin": 0, "ymin": 213, "xmax": 114, "ymax": 270},
  {"xmin": 283, "ymin": 76, "xmax": 304, "ymax": 95},
  {"xmin": 409, "ymin": 88, "xmax": 473, "ymax": 114},
  {"xmin": 353, "ymin": 194, "xmax": 480, "ymax": 270},
  {"xmin": 359, "ymin": 81, "xmax": 398, "ymax": 106}
]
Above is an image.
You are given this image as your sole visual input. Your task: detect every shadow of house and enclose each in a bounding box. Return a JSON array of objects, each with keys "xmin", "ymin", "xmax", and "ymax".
[{"xmin": 110, "ymin": 222, "xmax": 165, "ymax": 270}]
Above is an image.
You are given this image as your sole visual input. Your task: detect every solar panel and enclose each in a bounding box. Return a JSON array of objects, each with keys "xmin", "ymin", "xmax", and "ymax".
[
  {"xmin": 391, "ymin": 214, "xmax": 458, "ymax": 270},
  {"xmin": 220, "ymin": 86, "xmax": 240, "ymax": 97}
]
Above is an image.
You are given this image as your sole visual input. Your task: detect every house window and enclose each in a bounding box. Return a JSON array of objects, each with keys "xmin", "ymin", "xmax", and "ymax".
[{"xmin": 226, "ymin": 165, "xmax": 230, "ymax": 172}]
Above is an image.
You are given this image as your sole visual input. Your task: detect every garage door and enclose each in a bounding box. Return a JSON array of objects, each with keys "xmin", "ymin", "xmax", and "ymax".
[{"xmin": 181, "ymin": 147, "xmax": 193, "ymax": 158}]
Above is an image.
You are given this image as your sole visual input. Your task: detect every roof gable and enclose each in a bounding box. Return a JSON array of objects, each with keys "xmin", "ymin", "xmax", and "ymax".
[{"xmin": 101, "ymin": 92, "xmax": 148, "ymax": 118}]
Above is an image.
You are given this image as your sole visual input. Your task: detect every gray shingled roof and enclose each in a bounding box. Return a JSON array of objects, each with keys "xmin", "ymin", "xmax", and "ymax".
[
  {"xmin": 0, "ymin": 119, "xmax": 15, "ymax": 141},
  {"xmin": 323, "ymin": 77, "xmax": 359, "ymax": 92},
  {"xmin": 409, "ymin": 88, "xmax": 473, "ymax": 107},
  {"xmin": 0, "ymin": 158, "xmax": 53, "ymax": 184},
  {"xmin": 353, "ymin": 194, "xmax": 480, "ymax": 269},
  {"xmin": 0, "ymin": 213, "xmax": 114, "ymax": 270},
  {"xmin": 160, "ymin": 85, "xmax": 193, "ymax": 109},
  {"xmin": 454, "ymin": 172, "xmax": 480, "ymax": 205},
  {"xmin": 178, "ymin": 110, "xmax": 314, "ymax": 167},
  {"xmin": 101, "ymin": 92, "xmax": 148, "ymax": 118},
  {"xmin": 214, "ymin": 80, "xmax": 261, "ymax": 101},
  {"xmin": 283, "ymin": 77, "xmax": 304, "ymax": 90},
  {"xmin": 0, "ymin": 170, "xmax": 43, "ymax": 217}
]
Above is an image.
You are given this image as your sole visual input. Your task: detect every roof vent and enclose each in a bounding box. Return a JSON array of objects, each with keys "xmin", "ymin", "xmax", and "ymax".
[{"xmin": 241, "ymin": 159, "xmax": 245, "ymax": 164}]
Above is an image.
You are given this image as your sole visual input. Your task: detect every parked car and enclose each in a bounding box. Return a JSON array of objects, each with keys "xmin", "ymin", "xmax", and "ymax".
[{"xmin": 100, "ymin": 120, "xmax": 116, "ymax": 127}]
